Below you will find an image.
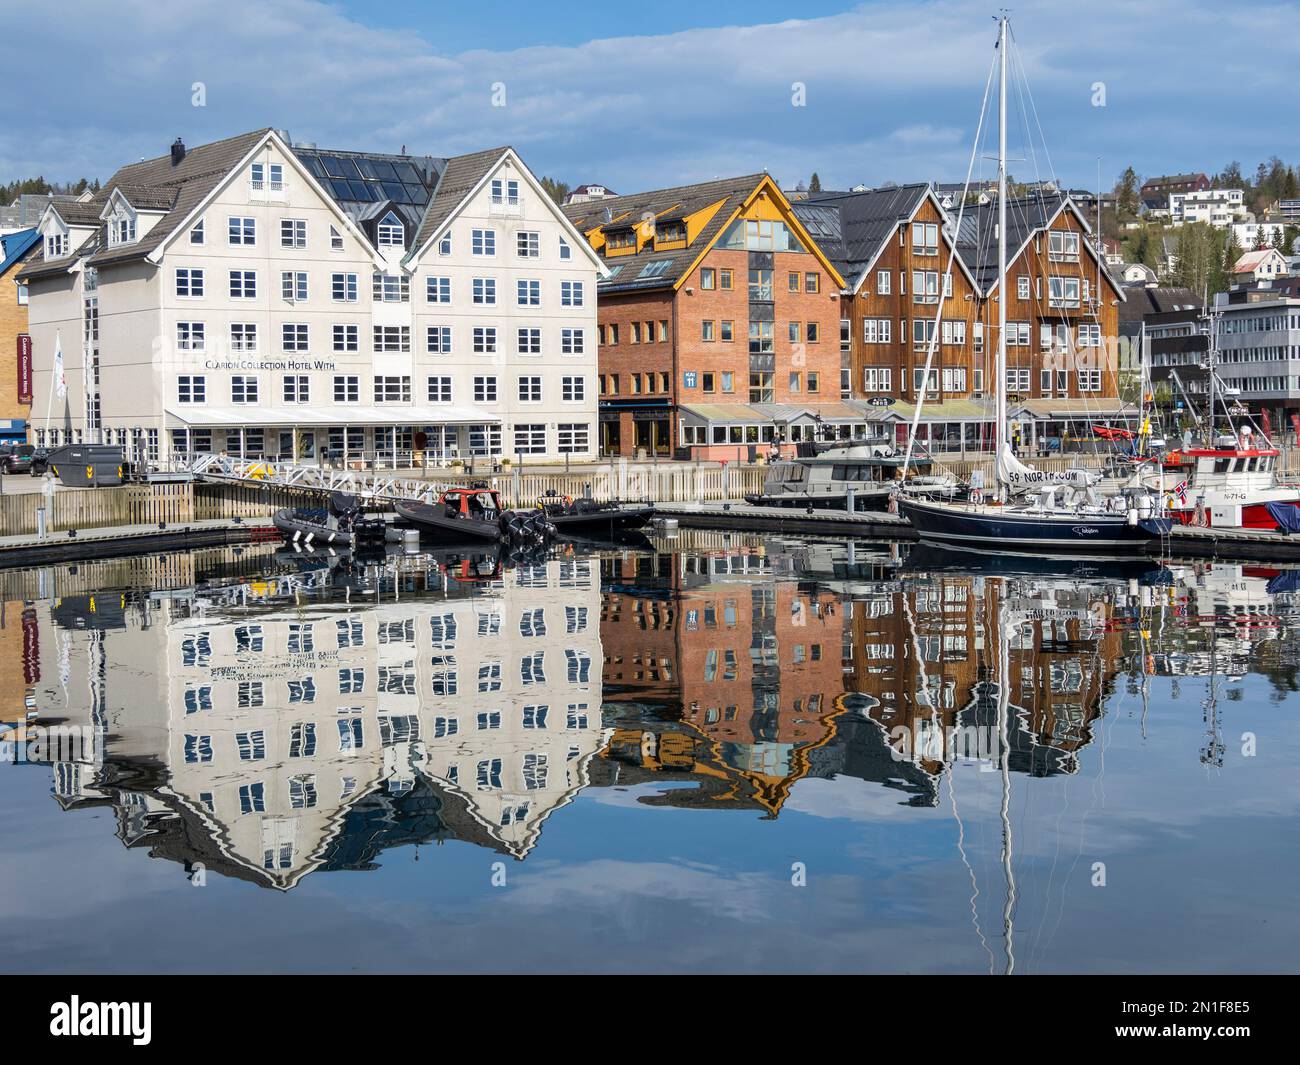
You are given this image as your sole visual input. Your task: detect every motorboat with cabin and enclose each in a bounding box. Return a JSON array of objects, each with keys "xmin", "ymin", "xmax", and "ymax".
[
  {"xmin": 746, "ymin": 439, "xmax": 965, "ymax": 511},
  {"xmin": 1154, "ymin": 428, "xmax": 1300, "ymax": 529}
]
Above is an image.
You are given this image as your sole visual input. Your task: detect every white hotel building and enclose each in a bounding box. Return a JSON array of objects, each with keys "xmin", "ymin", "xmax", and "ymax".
[{"xmin": 19, "ymin": 129, "xmax": 604, "ymax": 464}]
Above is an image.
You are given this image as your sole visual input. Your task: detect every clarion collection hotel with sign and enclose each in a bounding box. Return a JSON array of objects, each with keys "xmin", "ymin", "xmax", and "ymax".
[{"xmin": 17, "ymin": 129, "xmax": 604, "ymax": 464}]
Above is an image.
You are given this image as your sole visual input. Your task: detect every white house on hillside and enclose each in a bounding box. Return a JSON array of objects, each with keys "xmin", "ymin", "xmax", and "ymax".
[{"xmin": 1232, "ymin": 247, "xmax": 1289, "ymax": 283}]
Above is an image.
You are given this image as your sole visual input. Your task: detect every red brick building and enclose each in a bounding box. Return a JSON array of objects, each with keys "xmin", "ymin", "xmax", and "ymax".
[{"xmin": 564, "ymin": 175, "xmax": 846, "ymax": 458}]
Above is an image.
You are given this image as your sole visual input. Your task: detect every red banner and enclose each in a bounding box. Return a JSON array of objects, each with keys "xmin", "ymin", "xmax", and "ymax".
[
  {"xmin": 1291, "ymin": 413, "xmax": 1300, "ymax": 441},
  {"xmin": 16, "ymin": 334, "xmax": 32, "ymax": 405}
]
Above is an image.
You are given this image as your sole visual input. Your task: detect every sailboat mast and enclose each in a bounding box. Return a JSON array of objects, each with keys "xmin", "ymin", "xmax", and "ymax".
[{"xmin": 995, "ymin": 15, "xmax": 1009, "ymax": 495}]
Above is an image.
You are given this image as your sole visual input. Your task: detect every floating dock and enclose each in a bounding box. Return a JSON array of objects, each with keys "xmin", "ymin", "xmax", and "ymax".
[
  {"xmin": 655, "ymin": 502, "xmax": 1300, "ymax": 563},
  {"xmin": 0, "ymin": 518, "xmax": 275, "ymax": 568},
  {"xmin": 3, "ymin": 502, "xmax": 1300, "ymax": 567}
]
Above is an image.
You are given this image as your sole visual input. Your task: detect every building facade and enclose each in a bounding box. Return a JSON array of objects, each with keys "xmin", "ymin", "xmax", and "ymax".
[
  {"xmin": 564, "ymin": 175, "xmax": 847, "ymax": 458},
  {"xmin": 1215, "ymin": 282, "xmax": 1300, "ymax": 426},
  {"xmin": 1170, "ymin": 188, "xmax": 1247, "ymax": 227},
  {"xmin": 19, "ymin": 130, "xmax": 603, "ymax": 464},
  {"xmin": 0, "ymin": 228, "xmax": 39, "ymax": 442}
]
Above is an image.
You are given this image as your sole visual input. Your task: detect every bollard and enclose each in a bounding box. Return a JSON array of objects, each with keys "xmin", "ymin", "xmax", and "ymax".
[
  {"xmin": 845, "ymin": 487, "xmax": 856, "ymax": 513},
  {"xmin": 36, "ymin": 505, "xmax": 47, "ymax": 539}
]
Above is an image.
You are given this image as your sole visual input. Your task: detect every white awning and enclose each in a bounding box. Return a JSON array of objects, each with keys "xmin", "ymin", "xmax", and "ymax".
[{"xmin": 165, "ymin": 404, "xmax": 500, "ymax": 427}]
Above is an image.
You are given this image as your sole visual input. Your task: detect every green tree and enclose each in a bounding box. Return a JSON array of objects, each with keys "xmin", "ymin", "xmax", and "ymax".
[
  {"xmin": 1114, "ymin": 166, "xmax": 1140, "ymax": 216},
  {"xmin": 1174, "ymin": 223, "xmax": 1215, "ymax": 295},
  {"xmin": 808, "ymin": 172, "xmax": 822, "ymax": 193},
  {"xmin": 538, "ymin": 176, "xmax": 570, "ymax": 205}
]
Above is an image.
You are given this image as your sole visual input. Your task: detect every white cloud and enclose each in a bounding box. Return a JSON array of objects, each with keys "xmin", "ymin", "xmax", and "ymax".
[{"xmin": 3, "ymin": 1, "xmax": 1300, "ymax": 199}]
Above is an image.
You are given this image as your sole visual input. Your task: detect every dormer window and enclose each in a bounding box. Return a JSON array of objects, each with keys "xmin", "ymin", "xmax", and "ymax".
[
  {"xmin": 46, "ymin": 232, "xmax": 68, "ymax": 258},
  {"xmin": 110, "ymin": 215, "xmax": 136, "ymax": 246},
  {"xmin": 376, "ymin": 212, "xmax": 404, "ymax": 248},
  {"xmin": 250, "ymin": 162, "xmax": 283, "ymax": 192},
  {"xmin": 490, "ymin": 178, "xmax": 520, "ymax": 205},
  {"xmin": 656, "ymin": 221, "xmax": 686, "ymax": 245},
  {"xmin": 606, "ymin": 228, "xmax": 636, "ymax": 251}
]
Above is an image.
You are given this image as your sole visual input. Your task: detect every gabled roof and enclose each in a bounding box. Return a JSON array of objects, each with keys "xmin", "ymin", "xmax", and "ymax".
[
  {"xmin": 19, "ymin": 129, "xmax": 282, "ymax": 281},
  {"xmin": 792, "ymin": 184, "xmax": 926, "ymax": 285},
  {"xmin": 46, "ymin": 199, "xmax": 106, "ymax": 226},
  {"xmin": 21, "ymin": 128, "xmax": 398, "ymax": 282},
  {"xmin": 953, "ymin": 192, "xmax": 1066, "ymax": 291},
  {"xmin": 562, "ymin": 173, "xmax": 766, "ymax": 293},
  {"xmin": 0, "ymin": 228, "xmax": 40, "ymax": 276},
  {"xmin": 1140, "ymin": 172, "xmax": 1208, "ymax": 189},
  {"xmin": 86, "ymin": 128, "xmax": 272, "ymax": 270},
  {"xmin": 109, "ymin": 184, "xmax": 179, "ymax": 212},
  {"xmin": 791, "ymin": 183, "xmax": 978, "ymax": 293},
  {"xmin": 407, "ymin": 146, "xmax": 510, "ymax": 256},
  {"xmin": 1233, "ymin": 248, "xmax": 1285, "ymax": 272},
  {"xmin": 951, "ymin": 192, "xmax": 1122, "ymax": 299}
]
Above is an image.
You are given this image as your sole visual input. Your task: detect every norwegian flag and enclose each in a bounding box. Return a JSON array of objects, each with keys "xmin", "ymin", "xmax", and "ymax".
[{"xmin": 1173, "ymin": 480, "xmax": 1189, "ymax": 504}]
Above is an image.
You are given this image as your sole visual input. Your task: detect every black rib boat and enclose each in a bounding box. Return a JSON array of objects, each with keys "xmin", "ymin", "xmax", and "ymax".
[
  {"xmin": 394, "ymin": 485, "xmax": 554, "ymax": 544},
  {"xmin": 535, "ymin": 492, "xmax": 655, "ymax": 538}
]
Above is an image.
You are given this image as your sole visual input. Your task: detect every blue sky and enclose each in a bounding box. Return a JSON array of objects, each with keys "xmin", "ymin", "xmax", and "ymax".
[{"xmin": 3, "ymin": 0, "xmax": 1299, "ymax": 197}]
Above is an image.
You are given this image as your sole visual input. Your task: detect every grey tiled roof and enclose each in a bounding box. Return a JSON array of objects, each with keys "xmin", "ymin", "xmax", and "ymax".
[
  {"xmin": 87, "ymin": 128, "xmax": 272, "ymax": 270},
  {"xmin": 111, "ymin": 184, "xmax": 179, "ymax": 211},
  {"xmin": 46, "ymin": 199, "xmax": 106, "ymax": 225},
  {"xmin": 20, "ymin": 128, "xmax": 271, "ymax": 281},
  {"xmin": 562, "ymin": 174, "xmax": 766, "ymax": 293},
  {"xmin": 408, "ymin": 146, "xmax": 510, "ymax": 256}
]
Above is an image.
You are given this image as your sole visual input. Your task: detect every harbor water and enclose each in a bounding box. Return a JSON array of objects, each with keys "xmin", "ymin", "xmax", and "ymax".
[{"xmin": 1, "ymin": 534, "xmax": 1297, "ymax": 974}]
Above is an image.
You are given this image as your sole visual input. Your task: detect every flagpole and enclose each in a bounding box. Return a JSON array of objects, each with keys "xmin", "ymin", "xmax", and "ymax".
[{"xmin": 44, "ymin": 329, "xmax": 59, "ymax": 439}]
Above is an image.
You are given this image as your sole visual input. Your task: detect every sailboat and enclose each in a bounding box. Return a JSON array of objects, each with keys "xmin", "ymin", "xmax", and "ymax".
[{"xmin": 899, "ymin": 16, "xmax": 1170, "ymax": 554}]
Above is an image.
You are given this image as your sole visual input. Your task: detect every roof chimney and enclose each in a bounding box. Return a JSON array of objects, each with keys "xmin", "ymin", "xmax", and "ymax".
[{"xmin": 170, "ymin": 137, "xmax": 186, "ymax": 166}]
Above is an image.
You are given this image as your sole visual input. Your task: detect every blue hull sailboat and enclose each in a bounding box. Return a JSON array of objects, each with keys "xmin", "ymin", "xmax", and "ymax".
[{"xmin": 898, "ymin": 16, "xmax": 1169, "ymax": 556}]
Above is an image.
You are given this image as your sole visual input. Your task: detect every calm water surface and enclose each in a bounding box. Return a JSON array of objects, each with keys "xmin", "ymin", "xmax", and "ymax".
[{"xmin": 1, "ymin": 534, "xmax": 1297, "ymax": 974}]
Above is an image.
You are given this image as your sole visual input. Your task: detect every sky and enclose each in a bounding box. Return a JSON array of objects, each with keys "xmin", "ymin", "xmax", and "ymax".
[{"xmin": 3, "ymin": 0, "xmax": 1299, "ymax": 197}]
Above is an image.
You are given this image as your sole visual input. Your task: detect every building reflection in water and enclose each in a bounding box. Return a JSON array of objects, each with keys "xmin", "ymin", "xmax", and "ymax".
[{"xmin": 7, "ymin": 537, "xmax": 1300, "ymax": 891}]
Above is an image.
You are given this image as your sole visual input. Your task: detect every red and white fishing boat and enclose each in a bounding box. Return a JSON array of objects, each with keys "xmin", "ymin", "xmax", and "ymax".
[
  {"xmin": 1154, "ymin": 423, "xmax": 1294, "ymax": 527},
  {"xmin": 1158, "ymin": 430, "xmax": 1300, "ymax": 529},
  {"xmin": 1137, "ymin": 299, "xmax": 1300, "ymax": 530}
]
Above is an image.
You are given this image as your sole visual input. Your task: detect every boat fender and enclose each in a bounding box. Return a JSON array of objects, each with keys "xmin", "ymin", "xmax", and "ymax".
[{"xmin": 1126, "ymin": 507, "xmax": 1138, "ymax": 527}]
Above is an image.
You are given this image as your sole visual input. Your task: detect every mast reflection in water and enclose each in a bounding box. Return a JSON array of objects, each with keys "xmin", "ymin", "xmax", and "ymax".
[{"xmin": 2, "ymin": 535, "xmax": 1299, "ymax": 973}]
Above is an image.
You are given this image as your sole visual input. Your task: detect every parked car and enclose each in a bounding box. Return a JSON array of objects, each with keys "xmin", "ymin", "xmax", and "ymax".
[
  {"xmin": 28, "ymin": 448, "xmax": 50, "ymax": 475},
  {"xmin": 0, "ymin": 443, "xmax": 36, "ymax": 474}
]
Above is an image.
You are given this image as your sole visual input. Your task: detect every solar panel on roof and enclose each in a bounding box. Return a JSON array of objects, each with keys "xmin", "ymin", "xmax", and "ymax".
[
  {"xmin": 302, "ymin": 156, "xmax": 327, "ymax": 179},
  {"xmin": 393, "ymin": 162, "xmax": 423, "ymax": 184},
  {"xmin": 380, "ymin": 182, "xmax": 406, "ymax": 202},
  {"xmin": 347, "ymin": 180, "xmax": 374, "ymax": 201},
  {"xmin": 321, "ymin": 156, "xmax": 351, "ymax": 179},
  {"xmin": 329, "ymin": 179, "xmax": 352, "ymax": 199}
]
